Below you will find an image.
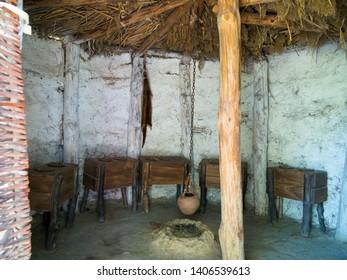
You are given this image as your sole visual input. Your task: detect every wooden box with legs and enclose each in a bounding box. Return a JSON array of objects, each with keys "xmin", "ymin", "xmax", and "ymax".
[
  {"xmin": 81, "ymin": 157, "xmax": 140, "ymax": 222},
  {"xmin": 267, "ymin": 166, "xmax": 328, "ymax": 237},
  {"xmin": 28, "ymin": 162, "xmax": 78, "ymax": 250},
  {"xmin": 139, "ymin": 156, "xmax": 190, "ymax": 213},
  {"xmin": 198, "ymin": 159, "xmax": 248, "ymax": 213}
]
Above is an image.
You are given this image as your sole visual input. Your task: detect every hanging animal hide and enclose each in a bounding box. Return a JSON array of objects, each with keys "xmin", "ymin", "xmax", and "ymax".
[{"xmin": 141, "ymin": 63, "xmax": 152, "ymax": 148}]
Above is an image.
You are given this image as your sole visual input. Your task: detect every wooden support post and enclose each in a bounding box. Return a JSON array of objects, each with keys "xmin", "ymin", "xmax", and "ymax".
[
  {"xmin": 127, "ymin": 54, "xmax": 144, "ymax": 212},
  {"xmin": 63, "ymin": 42, "xmax": 80, "ymax": 164},
  {"xmin": 179, "ymin": 57, "xmax": 191, "ymax": 162},
  {"xmin": 217, "ymin": 0, "xmax": 244, "ymax": 260},
  {"xmin": 253, "ymin": 59, "xmax": 269, "ymax": 216},
  {"xmin": 335, "ymin": 150, "xmax": 347, "ymax": 242}
]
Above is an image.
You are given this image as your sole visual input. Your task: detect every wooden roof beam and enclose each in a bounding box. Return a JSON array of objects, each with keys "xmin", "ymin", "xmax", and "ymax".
[
  {"xmin": 211, "ymin": 0, "xmax": 281, "ymax": 12},
  {"xmin": 240, "ymin": 0, "xmax": 281, "ymax": 6},
  {"xmin": 74, "ymin": 0, "xmax": 190, "ymax": 44},
  {"xmin": 27, "ymin": 0, "xmax": 280, "ymax": 9},
  {"xmin": 240, "ymin": 12, "xmax": 328, "ymax": 34},
  {"xmin": 24, "ymin": 0, "xmax": 126, "ymax": 9},
  {"xmin": 135, "ymin": 1, "xmax": 193, "ymax": 55}
]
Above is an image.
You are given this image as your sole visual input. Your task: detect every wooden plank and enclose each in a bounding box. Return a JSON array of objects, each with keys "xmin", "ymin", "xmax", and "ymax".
[
  {"xmin": 253, "ymin": 59, "xmax": 269, "ymax": 215},
  {"xmin": 63, "ymin": 43, "xmax": 80, "ymax": 165},
  {"xmin": 273, "ymin": 168, "xmax": 304, "ymax": 201},
  {"xmin": 217, "ymin": 0, "xmax": 244, "ymax": 260},
  {"xmin": 135, "ymin": 1, "xmax": 193, "ymax": 55}
]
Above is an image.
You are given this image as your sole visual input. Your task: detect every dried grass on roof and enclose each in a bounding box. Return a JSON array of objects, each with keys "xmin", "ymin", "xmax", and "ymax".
[{"xmin": 25, "ymin": 0, "xmax": 347, "ymax": 60}]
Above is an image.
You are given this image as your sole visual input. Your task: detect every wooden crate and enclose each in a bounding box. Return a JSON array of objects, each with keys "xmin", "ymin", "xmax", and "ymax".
[
  {"xmin": 140, "ymin": 156, "xmax": 190, "ymax": 212},
  {"xmin": 198, "ymin": 159, "xmax": 248, "ymax": 213},
  {"xmin": 28, "ymin": 162, "xmax": 78, "ymax": 250},
  {"xmin": 267, "ymin": 166, "xmax": 328, "ymax": 237},
  {"xmin": 81, "ymin": 157, "xmax": 139, "ymax": 222},
  {"xmin": 273, "ymin": 167, "xmax": 327, "ymax": 204}
]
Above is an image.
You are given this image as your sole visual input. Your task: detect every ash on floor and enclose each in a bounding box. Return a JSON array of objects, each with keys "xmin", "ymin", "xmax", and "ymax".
[{"xmin": 30, "ymin": 199, "xmax": 347, "ymax": 260}]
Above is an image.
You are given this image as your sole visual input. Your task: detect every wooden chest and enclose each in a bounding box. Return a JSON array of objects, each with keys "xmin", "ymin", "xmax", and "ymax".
[
  {"xmin": 272, "ymin": 167, "xmax": 327, "ymax": 204},
  {"xmin": 81, "ymin": 157, "xmax": 140, "ymax": 221},
  {"xmin": 28, "ymin": 162, "xmax": 78, "ymax": 250},
  {"xmin": 29, "ymin": 162, "xmax": 78, "ymax": 212},
  {"xmin": 267, "ymin": 166, "xmax": 328, "ymax": 237},
  {"xmin": 140, "ymin": 156, "xmax": 190, "ymax": 212},
  {"xmin": 198, "ymin": 159, "xmax": 248, "ymax": 213},
  {"xmin": 83, "ymin": 157, "xmax": 138, "ymax": 191}
]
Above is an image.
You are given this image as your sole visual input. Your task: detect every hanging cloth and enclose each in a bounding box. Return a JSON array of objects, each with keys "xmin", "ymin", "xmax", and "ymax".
[{"xmin": 141, "ymin": 62, "xmax": 152, "ymax": 148}]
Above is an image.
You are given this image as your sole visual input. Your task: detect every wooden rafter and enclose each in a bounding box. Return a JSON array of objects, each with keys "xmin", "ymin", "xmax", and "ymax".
[
  {"xmin": 240, "ymin": 0, "xmax": 281, "ymax": 6},
  {"xmin": 26, "ymin": 0, "xmax": 281, "ymax": 9},
  {"xmin": 212, "ymin": 0, "xmax": 280, "ymax": 12},
  {"xmin": 183, "ymin": 0, "xmax": 201, "ymax": 58},
  {"xmin": 74, "ymin": 0, "xmax": 190, "ymax": 44},
  {"xmin": 24, "ymin": 0, "xmax": 126, "ymax": 8},
  {"xmin": 240, "ymin": 12, "xmax": 328, "ymax": 33},
  {"xmin": 135, "ymin": 1, "xmax": 193, "ymax": 55}
]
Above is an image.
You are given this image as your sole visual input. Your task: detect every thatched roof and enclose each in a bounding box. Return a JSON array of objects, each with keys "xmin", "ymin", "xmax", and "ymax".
[{"xmin": 24, "ymin": 0, "xmax": 347, "ymax": 60}]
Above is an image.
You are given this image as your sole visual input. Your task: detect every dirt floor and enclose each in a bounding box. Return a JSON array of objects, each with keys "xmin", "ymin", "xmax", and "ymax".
[{"xmin": 30, "ymin": 199, "xmax": 347, "ymax": 260}]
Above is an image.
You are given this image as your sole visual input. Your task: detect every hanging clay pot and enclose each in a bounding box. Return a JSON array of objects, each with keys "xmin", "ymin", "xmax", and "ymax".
[{"xmin": 177, "ymin": 174, "xmax": 200, "ymax": 215}]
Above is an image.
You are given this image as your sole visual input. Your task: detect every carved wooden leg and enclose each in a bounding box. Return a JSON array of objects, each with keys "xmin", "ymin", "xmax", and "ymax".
[
  {"xmin": 43, "ymin": 211, "xmax": 50, "ymax": 227},
  {"xmin": 242, "ymin": 169, "xmax": 247, "ymax": 210},
  {"xmin": 132, "ymin": 161, "xmax": 140, "ymax": 213},
  {"xmin": 176, "ymin": 184, "xmax": 182, "ymax": 200},
  {"xmin": 80, "ymin": 186, "xmax": 89, "ymax": 213},
  {"xmin": 121, "ymin": 188, "xmax": 128, "ymax": 207},
  {"xmin": 267, "ymin": 168, "xmax": 278, "ymax": 223},
  {"xmin": 199, "ymin": 164, "xmax": 207, "ymax": 213},
  {"xmin": 46, "ymin": 175, "xmax": 62, "ymax": 250},
  {"xmin": 142, "ymin": 162, "xmax": 150, "ymax": 213},
  {"xmin": 66, "ymin": 168, "xmax": 79, "ymax": 228},
  {"xmin": 301, "ymin": 173, "xmax": 313, "ymax": 237},
  {"xmin": 97, "ymin": 164, "xmax": 106, "ymax": 223},
  {"xmin": 317, "ymin": 203, "xmax": 326, "ymax": 232}
]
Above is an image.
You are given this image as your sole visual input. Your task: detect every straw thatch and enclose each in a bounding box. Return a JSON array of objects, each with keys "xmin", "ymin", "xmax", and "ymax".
[{"xmin": 24, "ymin": 0, "xmax": 347, "ymax": 60}]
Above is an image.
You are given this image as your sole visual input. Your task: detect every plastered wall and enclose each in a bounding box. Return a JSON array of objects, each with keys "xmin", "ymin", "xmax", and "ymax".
[{"xmin": 22, "ymin": 34, "xmax": 346, "ymax": 231}]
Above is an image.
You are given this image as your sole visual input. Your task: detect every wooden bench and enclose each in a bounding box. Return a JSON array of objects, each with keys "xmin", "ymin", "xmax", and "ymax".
[
  {"xmin": 267, "ymin": 166, "xmax": 328, "ymax": 237},
  {"xmin": 140, "ymin": 156, "xmax": 190, "ymax": 212},
  {"xmin": 29, "ymin": 162, "xmax": 78, "ymax": 250},
  {"xmin": 81, "ymin": 157, "xmax": 140, "ymax": 222},
  {"xmin": 198, "ymin": 159, "xmax": 248, "ymax": 213}
]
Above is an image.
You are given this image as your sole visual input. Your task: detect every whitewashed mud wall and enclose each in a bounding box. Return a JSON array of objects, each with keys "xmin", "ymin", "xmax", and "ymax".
[
  {"xmin": 78, "ymin": 53, "xmax": 132, "ymax": 160},
  {"xmin": 22, "ymin": 35, "xmax": 346, "ymax": 233},
  {"xmin": 141, "ymin": 54, "xmax": 254, "ymax": 201},
  {"xmin": 267, "ymin": 44, "xmax": 347, "ymax": 229},
  {"xmin": 22, "ymin": 35, "xmax": 133, "ymax": 203},
  {"xmin": 22, "ymin": 34, "xmax": 64, "ymax": 166}
]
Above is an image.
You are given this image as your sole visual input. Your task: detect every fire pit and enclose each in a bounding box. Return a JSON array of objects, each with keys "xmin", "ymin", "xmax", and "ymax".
[{"xmin": 150, "ymin": 219, "xmax": 221, "ymax": 259}]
